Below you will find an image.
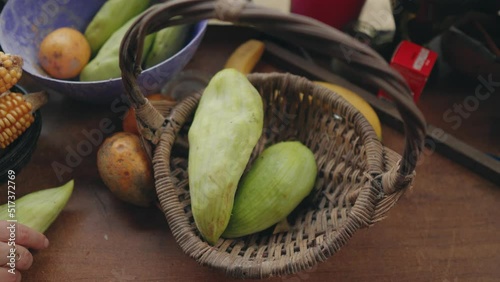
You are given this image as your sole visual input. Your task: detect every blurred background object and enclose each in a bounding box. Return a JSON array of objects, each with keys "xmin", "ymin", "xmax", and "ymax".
[
  {"xmin": 440, "ymin": 12, "xmax": 500, "ymax": 80},
  {"xmin": 289, "ymin": 0, "xmax": 500, "ymax": 83},
  {"xmin": 395, "ymin": 0, "xmax": 500, "ymax": 45},
  {"xmin": 252, "ymin": 0, "xmax": 290, "ymax": 12},
  {"xmin": 352, "ymin": 0, "xmax": 396, "ymax": 46},
  {"xmin": 290, "ymin": 0, "xmax": 367, "ymax": 30}
]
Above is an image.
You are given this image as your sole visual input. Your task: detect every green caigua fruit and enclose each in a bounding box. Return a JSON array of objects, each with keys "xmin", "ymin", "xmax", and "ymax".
[
  {"xmin": 188, "ymin": 68, "xmax": 264, "ymax": 245},
  {"xmin": 84, "ymin": 0, "xmax": 150, "ymax": 55},
  {"xmin": 80, "ymin": 15, "xmax": 156, "ymax": 81},
  {"xmin": 222, "ymin": 141, "xmax": 317, "ymax": 238},
  {"xmin": 0, "ymin": 180, "xmax": 74, "ymax": 233},
  {"xmin": 145, "ymin": 24, "xmax": 190, "ymax": 68}
]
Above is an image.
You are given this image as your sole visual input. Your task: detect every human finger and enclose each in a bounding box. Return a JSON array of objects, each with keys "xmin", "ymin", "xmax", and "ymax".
[
  {"xmin": 0, "ymin": 221, "xmax": 48, "ymax": 250},
  {"xmin": 0, "ymin": 267, "xmax": 21, "ymax": 282},
  {"xmin": 0, "ymin": 241, "xmax": 14, "ymax": 266},
  {"xmin": 0, "ymin": 243, "xmax": 33, "ymax": 271},
  {"xmin": 7, "ymin": 245, "xmax": 33, "ymax": 271}
]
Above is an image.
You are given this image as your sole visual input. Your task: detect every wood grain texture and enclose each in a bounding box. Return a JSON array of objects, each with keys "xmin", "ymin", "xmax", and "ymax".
[{"xmin": 0, "ymin": 25, "xmax": 498, "ymax": 282}]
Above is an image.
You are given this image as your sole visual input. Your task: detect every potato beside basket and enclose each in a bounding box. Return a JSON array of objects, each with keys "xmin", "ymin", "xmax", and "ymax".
[{"xmin": 118, "ymin": 0, "xmax": 426, "ymax": 279}]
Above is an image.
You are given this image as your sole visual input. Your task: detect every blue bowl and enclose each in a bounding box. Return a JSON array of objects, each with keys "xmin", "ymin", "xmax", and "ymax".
[{"xmin": 0, "ymin": 0, "xmax": 207, "ymax": 104}]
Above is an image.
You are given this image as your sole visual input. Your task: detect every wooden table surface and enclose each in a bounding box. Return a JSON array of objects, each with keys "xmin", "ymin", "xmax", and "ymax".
[{"xmin": 2, "ymin": 25, "xmax": 499, "ymax": 282}]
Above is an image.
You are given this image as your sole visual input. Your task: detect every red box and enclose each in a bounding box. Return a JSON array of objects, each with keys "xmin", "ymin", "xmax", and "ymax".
[{"xmin": 378, "ymin": 40, "xmax": 438, "ymax": 103}]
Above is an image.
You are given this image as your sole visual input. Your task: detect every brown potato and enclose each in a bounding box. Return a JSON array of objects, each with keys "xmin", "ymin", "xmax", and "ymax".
[
  {"xmin": 38, "ymin": 27, "xmax": 91, "ymax": 79},
  {"xmin": 97, "ymin": 132, "xmax": 155, "ymax": 207}
]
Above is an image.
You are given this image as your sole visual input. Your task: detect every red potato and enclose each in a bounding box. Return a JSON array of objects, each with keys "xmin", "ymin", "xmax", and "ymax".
[{"xmin": 97, "ymin": 132, "xmax": 155, "ymax": 207}]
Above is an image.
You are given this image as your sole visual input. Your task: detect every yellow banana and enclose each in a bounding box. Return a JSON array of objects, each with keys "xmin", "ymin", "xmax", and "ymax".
[
  {"xmin": 223, "ymin": 39, "xmax": 382, "ymax": 140},
  {"xmin": 315, "ymin": 81, "xmax": 382, "ymax": 140},
  {"xmin": 224, "ymin": 39, "xmax": 265, "ymax": 75}
]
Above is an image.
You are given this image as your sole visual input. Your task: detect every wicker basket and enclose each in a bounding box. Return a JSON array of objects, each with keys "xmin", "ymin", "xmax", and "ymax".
[{"xmin": 118, "ymin": 0, "xmax": 427, "ymax": 279}]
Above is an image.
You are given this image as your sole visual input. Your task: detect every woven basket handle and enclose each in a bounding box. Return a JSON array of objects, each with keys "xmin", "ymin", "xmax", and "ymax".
[{"xmin": 119, "ymin": 0, "xmax": 426, "ymax": 193}]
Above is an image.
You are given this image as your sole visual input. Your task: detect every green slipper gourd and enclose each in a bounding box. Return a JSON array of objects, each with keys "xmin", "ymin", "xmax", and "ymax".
[
  {"xmin": 223, "ymin": 141, "xmax": 317, "ymax": 238},
  {"xmin": 0, "ymin": 180, "xmax": 74, "ymax": 233},
  {"xmin": 188, "ymin": 69, "xmax": 264, "ymax": 245}
]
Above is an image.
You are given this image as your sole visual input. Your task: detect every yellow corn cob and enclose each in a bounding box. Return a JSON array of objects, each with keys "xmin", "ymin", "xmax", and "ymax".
[
  {"xmin": 0, "ymin": 52, "xmax": 23, "ymax": 93},
  {"xmin": 0, "ymin": 91, "xmax": 48, "ymax": 149}
]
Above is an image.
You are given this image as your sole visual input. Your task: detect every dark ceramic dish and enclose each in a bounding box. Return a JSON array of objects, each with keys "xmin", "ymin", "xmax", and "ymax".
[{"xmin": 0, "ymin": 85, "xmax": 42, "ymax": 182}]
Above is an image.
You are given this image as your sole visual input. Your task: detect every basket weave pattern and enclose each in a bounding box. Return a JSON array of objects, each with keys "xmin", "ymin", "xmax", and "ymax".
[{"xmin": 119, "ymin": 0, "xmax": 426, "ymax": 279}]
